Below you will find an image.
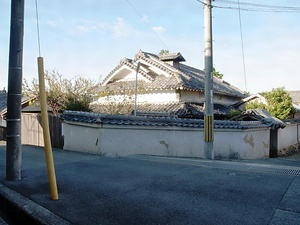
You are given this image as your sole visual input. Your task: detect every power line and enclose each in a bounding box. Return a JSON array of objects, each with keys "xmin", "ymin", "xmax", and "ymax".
[
  {"xmin": 196, "ymin": 0, "xmax": 206, "ymax": 5},
  {"xmin": 237, "ymin": 0, "xmax": 247, "ymax": 92},
  {"xmin": 216, "ymin": 0, "xmax": 300, "ymax": 9},
  {"xmin": 213, "ymin": 0, "xmax": 300, "ymax": 13},
  {"xmin": 35, "ymin": 0, "xmax": 42, "ymax": 56},
  {"xmin": 124, "ymin": 0, "xmax": 169, "ymax": 50}
]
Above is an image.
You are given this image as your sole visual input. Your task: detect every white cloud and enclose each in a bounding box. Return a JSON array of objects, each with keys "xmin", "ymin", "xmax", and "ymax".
[
  {"xmin": 142, "ymin": 15, "xmax": 149, "ymax": 23},
  {"xmin": 70, "ymin": 17, "xmax": 133, "ymax": 38},
  {"xmin": 47, "ymin": 20, "xmax": 57, "ymax": 28},
  {"xmin": 152, "ymin": 26, "xmax": 165, "ymax": 32},
  {"xmin": 111, "ymin": 17, "xmax": 132, "ymax": 38}
]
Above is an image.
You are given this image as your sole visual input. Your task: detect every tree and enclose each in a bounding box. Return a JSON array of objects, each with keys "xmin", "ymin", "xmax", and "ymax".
[
  {"xmin": 91, "ymin": 82, "xmax": 148, "ymax": 115},
  {"xmin": 23, "ymin": 71, "xmax": 96, "ymax": 115},
  {"xmin": 158, "ymin": 49, "xmax": 170, "ymax": 55},
  {"xmin": 213, "ymin": 67, "xmax": 223, "ymax": 79},
  {"xmin": 245, "ymin": 87, "xmax": 295, "ymax": 120},
  {"xmin": 245, "ymin": 101, "xmax": 266, "ymax": 111},
  {"xmin": 263, "ymin": 87, "xmax": 295, "ymax": 120}
]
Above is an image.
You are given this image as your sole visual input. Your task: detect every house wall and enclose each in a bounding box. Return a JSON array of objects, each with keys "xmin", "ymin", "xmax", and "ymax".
[
  {"xmin": 180, "ymin": 91, "xmax": 203, "ymax": 103},
  {"xmin": 62, "ymin": 122, "xmax": 270, "ymax": 159},
  {"xmin": 179, "ymin": 91, "xmax": 240, "ymax": 105},
  {"xmin": 95, "ymin": 90, "xmax": 178, "ymax": 104},
  {"xmin": 294, "ymin": 111, "xmax": 300, "ymax": 119},
  {"xmin": 213, "ymin": 94, "xmax": 241, "ymax": 106},
  {"xmin": 278, "ymin": 123, "xmax": 300, "ymax": 150},
  {"xmin": 137, "ymin": 90, "xmax": 178, "ymax": 103},
  {"xmin": 0, "ymin": 117, "xmax": 6, "ymax": 127}
]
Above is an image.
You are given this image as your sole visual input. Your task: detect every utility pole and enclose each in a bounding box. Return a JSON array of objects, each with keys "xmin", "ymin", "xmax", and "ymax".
[
  {"xmin": 6, "ymin": 0, "xmax": 25, "ymax": 180},
  {"xmin": 204, "ymin": 0, "xmax": 214, "ymax": 159},
  {"xmin": 134, "ymin": 62, "xmax": 140, "ymax": 116}
]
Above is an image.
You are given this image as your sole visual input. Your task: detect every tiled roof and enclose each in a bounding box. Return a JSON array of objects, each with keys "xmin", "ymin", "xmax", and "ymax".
[
  {"xmin": 98, "ymin": 50, "xmax": 245, "ymax": 98},
  {"xmin": 61, "ymin": 111, "xmax": 269, "ymax": 130},
  {"xmin": 136, "ymin": 102, "xmax": 232, "ymax": 118},
  {"xmin": 0, "ymin": 93, "xmax": 7, "ymax": 115},
  {"xmin": 158, "ymin": 52, "xmax": 186, "ymax": 62},
  {"xmin": 91, "ymin": 102, "xmax": 232, "ymax": 118},
  {"xmin": 0, "ymin": 93, "xmax": 35, "ymax": 116},
  {"xmin": 231, "ymin": 109, "xmax": 286, "ymax": 129},
  {"xmin": 288, "ymin": 91, "xmax": 300, "ymax": 104}
]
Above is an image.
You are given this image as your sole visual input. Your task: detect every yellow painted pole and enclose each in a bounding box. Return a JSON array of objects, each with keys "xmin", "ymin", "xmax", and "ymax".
[{"xmin": 37, "ymin": 57, "xmax": 59, "ymax": 200}]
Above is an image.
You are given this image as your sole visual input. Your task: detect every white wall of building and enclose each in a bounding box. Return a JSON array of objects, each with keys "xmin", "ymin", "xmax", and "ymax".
[
  {"xmin": 94, "ymin": 90, "xmax": 178, "ymax": 104},
  {"xmin": 213, "ymin": 94, "xmax": 240, "ymax": 106},
  {"xmin": 180, "ymin": 91, "xmax": 203, "ymax": 103},
  {"xmin": 0, "ymin": 117, "xmax": 6, "ymax": 127},
  {"xmin": 178, "ymin": 91, "xmax": 239, "ymax": 105},
  {"xmin": 62, "ymin": 121, "xmax": 270, "ymax": 159},
  {"xmin": 278, "ymin": 123, "xmax": 300, "ymax": 150}
]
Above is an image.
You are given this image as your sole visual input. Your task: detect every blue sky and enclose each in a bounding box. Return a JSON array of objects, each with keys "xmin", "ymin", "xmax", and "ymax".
[{"xmin": 0, "ymin": 0, "xmax": 300, "ymax": 94}]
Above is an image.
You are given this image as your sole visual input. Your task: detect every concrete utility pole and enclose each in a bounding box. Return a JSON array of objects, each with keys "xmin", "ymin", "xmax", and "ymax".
[
  {"xmin": 204, "ymin": 0, "xmax": 214, "ymax": 159},
  {"xmin": 6, "ymin": 0, "xmax": 25, "ymax": 180},
  {"xmin": 134, "ymin": 62, "xmax": 140, "ymax": 116}
]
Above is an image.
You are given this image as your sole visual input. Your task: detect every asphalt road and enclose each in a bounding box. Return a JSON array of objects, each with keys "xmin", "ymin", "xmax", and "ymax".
[{"xmin": 0, "ymin": 145, "xmax": 299, "ymax": 225}]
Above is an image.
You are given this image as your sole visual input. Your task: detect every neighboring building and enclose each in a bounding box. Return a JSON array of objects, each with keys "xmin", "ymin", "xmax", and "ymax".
[
  {"xmin": 92, "ymin": 50, "xmax": 246, "ymax": 119},
  {"xmin": 0, "ymin": 91, "xmax": 37, "ymax": 140},
  {"xmin": 0, "ymin": 91, "xmax": 36, "ymax": 128},
  {"xmin": 232, "ymin": 94, "xmax": 267, "ymax": 111},
  {"xmin": 234, "ymin": 91, "xmax": 300, "ymax": 119},
  {"xmin": 288, "ymin": 91, "xmax": 300, "ymax": 118}
]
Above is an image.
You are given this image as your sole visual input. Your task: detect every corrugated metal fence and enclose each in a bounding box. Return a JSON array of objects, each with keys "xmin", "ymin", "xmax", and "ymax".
[{"xmin": 21, "ymin": 113, "xmax": 63, "ymax": 148}]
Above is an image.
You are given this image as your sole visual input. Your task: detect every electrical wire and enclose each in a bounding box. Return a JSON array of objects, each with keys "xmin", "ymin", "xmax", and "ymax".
[
  {"xmin": 196, "ymin": 0, "xmax": 206, "ymax": 5},
  {"xmin": 216, "ymin": 0, "xmax": 300, "ymax": 9},
  {"xmin": 34, "ymin": 0, "xmax": 42, "ymax": 56},
  {"xmin": 125, "ymin": 0, "xmax": 169, "ymax": 50},
  {"xmin": 237, "ymin": 0, "xmax": 247, "ymax": 92},
  {"xmin": 213, "ymin": 0, "xmax": 300, "ymax": 13}
]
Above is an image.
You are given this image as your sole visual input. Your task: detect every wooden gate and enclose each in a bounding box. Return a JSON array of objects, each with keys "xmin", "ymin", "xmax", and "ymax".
[{"xmin": 21, "ymin": 113, "xmax": 63, "ymax": 148}]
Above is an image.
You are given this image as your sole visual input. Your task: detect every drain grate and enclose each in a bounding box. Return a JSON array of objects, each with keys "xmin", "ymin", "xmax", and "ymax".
[
  {"xmin": 133, "ymin": 155, "xmax": 300, "ymax": 176},
  {"xmin": 247, "ymin": 166, "xmax": 300, "ymax": 176}
]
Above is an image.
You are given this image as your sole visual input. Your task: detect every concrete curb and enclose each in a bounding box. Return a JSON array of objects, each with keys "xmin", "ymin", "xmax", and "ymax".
[{"xmin": 0, "ymin": 183, "xmax": 71, "ymax": 225}]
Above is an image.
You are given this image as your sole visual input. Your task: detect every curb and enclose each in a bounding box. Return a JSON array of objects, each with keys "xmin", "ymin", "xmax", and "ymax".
[{"xmin": 0, "ymin": 183, "xmax": 71, "ymax": 225}]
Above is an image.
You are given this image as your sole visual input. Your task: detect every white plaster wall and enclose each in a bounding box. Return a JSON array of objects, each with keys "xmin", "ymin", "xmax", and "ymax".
[
  {"xmin": 117, "ymin": 72, "xmax": 150, "ymax": 82},
  {"xmin": 180, "ymin": 91, "xmax": 202, "ymax": 102},
  {"xmin": 0, "ymin": 117, "xmax": 6, "ymax": 127},
  {"xmin": 94, "ymin": 91, "xmax": 178, "ymax": 104},
  {"xmin": 62, "ymin": 122, "xmax": 101, "ymax": 154},
  {"xmin": 214, "ymin": 129, "xmax": 270, "ymax": 159},
  {"xmin": 278, "ymin": 124, "xmax": 300, "ymax": 150},
  {"xmin": 62, "ymin": 122, "xmax": 270, "ymax": 159},
  {"xmin": 213, "ymin": 94, "xmax": 240, "ymax": 106},
  {"xmin": 179, "ymin": 91, "xmax": 240, "ymax": 106},
  {"xmin": 98, "ymin": 126, "xmax": 204, "ymax": 158},
  {"xmin": 137, "ymin": 91, "xmax": 178, "ymax": 103}
]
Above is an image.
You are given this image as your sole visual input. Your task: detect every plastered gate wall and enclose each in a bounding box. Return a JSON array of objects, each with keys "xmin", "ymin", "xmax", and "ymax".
[
  {"xmin": 278, "ymin": 123, "xmax": 300, "ymax": 150},
  {"xmin": 62, "ymin": 122, "xmax": 270, "ymax": 159}
]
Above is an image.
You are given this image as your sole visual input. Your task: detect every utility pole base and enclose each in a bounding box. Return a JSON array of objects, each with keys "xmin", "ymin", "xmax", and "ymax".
[{"xmin": 204, "ymin": 142, "xmax": 214, "ymax": 160}]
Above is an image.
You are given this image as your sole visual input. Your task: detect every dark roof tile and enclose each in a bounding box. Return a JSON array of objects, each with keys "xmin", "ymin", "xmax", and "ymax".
[{"xmin": 61, "ymin": 111, "xmax": 269, "ymax": 130}]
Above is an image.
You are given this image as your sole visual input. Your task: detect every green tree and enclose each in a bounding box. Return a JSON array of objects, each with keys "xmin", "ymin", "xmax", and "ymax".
[
  {"xmin": 158, "ymin": 49, "xmax": 170, "ymax": 55},
  {"xmin": 245, "ymin": 87, "xmax": 295, "ymax": 120},
  {"xmin": 245, "ymin": 101, "xmax": 266, "ymax": 111},
  {"xmin": 213, "ymin": 67, "xmax": 223, "ymax": 79},
  {"xmin": 23, "ymin": 71, "xmax": 96, "ymax": 115},
  {"xmin": 263, "ymin": 87, "xmax": 295, "ymax": 120}
]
